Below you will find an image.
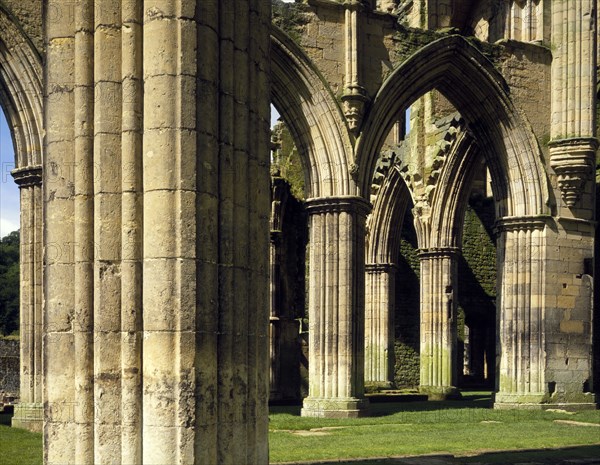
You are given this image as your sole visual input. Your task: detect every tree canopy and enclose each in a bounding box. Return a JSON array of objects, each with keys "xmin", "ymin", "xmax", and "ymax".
[{"xmin": 0, "ymin": 230, "xmax": 19, "ymax": 335}]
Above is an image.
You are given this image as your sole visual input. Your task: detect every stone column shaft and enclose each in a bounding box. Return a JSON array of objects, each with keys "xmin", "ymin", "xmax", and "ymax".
[
  {"xmin": 11, "ymin": 166, "xmax": 43, "ymax": 431},
  {"xmin": 341, "ymin": 2, "xmax": 368, "ymax": 132},
  {"xmin": 72, "ymin": 2, "xmax": 95, "ymax": 463},
  {"xmin": 44, "ymin": 1, "xmax": 272, "ymax": 464},
  {"xmin": 120, "ymin": 2, "xmax": 143, "ymax": 464},
  {"xmin": 418, "ymin": 248, "xmax": 460, "ymax": 399},
  {"xmin": 45, "ymin": 1, "xmax": 78, "ymax": 461},
  {"xmin": 302, "ymin": 197, "xmax": 370, "ymax": 418},
  {"xmin": 364, "ymin": 263, "xmax": 396, "ymax": 386},
  {"xmin": 549, "ymin": 0, "xmax": 597, "ymax": 208},
  {"xmin": 494, "ymin": 218, "xmax": 546, "ymax": 407}
]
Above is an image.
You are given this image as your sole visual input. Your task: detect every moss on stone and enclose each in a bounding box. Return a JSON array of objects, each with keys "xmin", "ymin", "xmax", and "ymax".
[
  {"xmin": 394, "ymin": 209, "xmax": 421, "ymax": 388},
  {"xmin": 271, "ymin": 121, "xmax": 306, "ymax": 201},
  {"xmin": 272, "ymin": 0, "xmax": 311, "ymax": 45}
]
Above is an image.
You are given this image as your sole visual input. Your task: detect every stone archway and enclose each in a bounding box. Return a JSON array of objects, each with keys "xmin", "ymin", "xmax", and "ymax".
[
  {"xmin": 0, "ymin": 4, "xmax": 44, "ymax": 432},
  {"xmin": 357, "ymin": 35, "xmax": 549, "ymax": 218},
  {"xmin": 364, "ymin": 121, "xmax": 484, "ymax": 398},
  {"xmin": 271, "ymin": 26, "xmax": 371, "ymax": 417},
  {"xmin": 270, "ymin": 26, "xmax": 355, "ymax": 199},
  {"xmin": 365, "ymin": 166, "xmax": 412, "ymax": 386},
  {"xmin": 357, "ymin": 35, "xmax": 555, "ymax": 408}
]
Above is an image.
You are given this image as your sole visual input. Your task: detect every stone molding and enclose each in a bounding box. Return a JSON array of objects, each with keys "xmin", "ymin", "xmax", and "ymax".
[
  {"xmin": 305, "ymin": 196, "xmax": 371, "ymax": 217},
  {"xmin": 494, "ymin": 215, "xmax": 550, "ymax": 234},
  {"xmin": 549, "ymin": 137, "xmax": 598, "ymax": 207},
  {"xmin": 11, "ymin": 165, "xmax": 42, "ymax": 187},
  {"xmin": 365, "ymin": 262, "xmax": 397, "ymax": 273},
  {"xmin": 417, "ymin": 246, "xmax": 460, "ymax": 259}
]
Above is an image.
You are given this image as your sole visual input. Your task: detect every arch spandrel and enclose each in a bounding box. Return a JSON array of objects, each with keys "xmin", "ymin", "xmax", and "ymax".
[
  {"xmin": 270, "ymin": 26, "xmax": 357, "ymax": 199},
  {"xmin": 357, "ymin": 35, "xmax": 550, "ymax": 219}
]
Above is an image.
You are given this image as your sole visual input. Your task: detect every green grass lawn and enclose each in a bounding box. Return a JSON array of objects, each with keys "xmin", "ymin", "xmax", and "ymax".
[
  {"xmin": 1, "ymin": 393, "xmax": 599, "ymax": 465},
  {"xmin": 268, "ymin": 392, "xmax": 600, "ymax": 463},
  {"xmin": 0, "ymin": 413, "xmax": 42, "ymax": 465}
]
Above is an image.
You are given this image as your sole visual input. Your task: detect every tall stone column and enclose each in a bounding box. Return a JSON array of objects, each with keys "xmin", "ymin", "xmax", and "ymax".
[
  {"xmin": 44, "ymin": 1, "xmax": 272, "ymax": 464},
  {"xmin": 11, "ymin": 166, "xmax": 43, "ymax": 432},
  {"xmin": 418, "ymin": 247, "xmax": 460, "ymax": 400},
  {"xmin": 549, "ymin": 0, "xmax": 596, "ymax": 208},
  {"xmin": 535, "ymin": 0, "xmax": 598, "ymax": 409},
  {"xmin": 301, "ymin": 197, "xmax": 370, "ymax": 417},
  {"xmin": 494, "ymin": 218, "xmax": 547, "ymax": 407},
  {"xmin": 364, "ymin": 263, "xmax": 396, "ymax": 387}
]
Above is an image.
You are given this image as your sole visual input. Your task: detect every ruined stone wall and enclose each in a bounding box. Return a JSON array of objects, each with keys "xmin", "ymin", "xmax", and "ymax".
[
  {"xmin": 458, "ymin": 198, "xmax": 497, "ymax": 387},
  {"xmin": 393, "ymin": 198, "xmax": 498, "ymax": 389},
  {"xmin": 497, "ymin": 41, "xmax": 552, "ymax": 156},
  {"xmin": 0, "ymin": 338, "xmax": 19, "ymax": 397},
  {"xmin": 0, "ymin": 0, "xmax": 43, "ymax": 54},
  {"xmin": 394, "ymin": 211, "xmax": 420, "ymax": 388}
]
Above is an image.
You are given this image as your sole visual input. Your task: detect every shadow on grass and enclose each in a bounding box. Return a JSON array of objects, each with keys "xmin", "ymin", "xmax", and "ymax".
[
  {"xmin": 270, "ymin": 391, "xmax": 494, "ymax": 418},
  {"xmin": 277, "ymin": 445, "xmax": 600, "ymax": 464},
  {"xmin": 0, "ymin": 412, "xmax": 12, "ymax": 426}
]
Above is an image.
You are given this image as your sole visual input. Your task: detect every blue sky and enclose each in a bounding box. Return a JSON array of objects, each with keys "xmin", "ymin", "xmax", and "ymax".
[{"xmin": 0, "ymin": 110, "xmax": 19, "ymax": 238}]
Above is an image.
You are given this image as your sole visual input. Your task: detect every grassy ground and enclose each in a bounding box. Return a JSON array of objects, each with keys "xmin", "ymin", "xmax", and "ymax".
[
  {"xmin": 269, "ymin": 392, "xmax": 600, "ymax": 463},
  {"xmin": 1, "ymin": 393, "xmax": 599, "ymax": 465},
  {"xmin": 0, "ymin": 413, "xmax": 42, "ymax": 465}
]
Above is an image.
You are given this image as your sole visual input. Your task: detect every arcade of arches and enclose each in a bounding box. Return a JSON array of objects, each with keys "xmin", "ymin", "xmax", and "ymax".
[{"xmin": 0, "ymin": 0, "xmax": 599, "ymax": 463}]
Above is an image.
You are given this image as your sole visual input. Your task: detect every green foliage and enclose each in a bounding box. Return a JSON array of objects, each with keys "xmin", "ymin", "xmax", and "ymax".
[
  {"xmin": 0, "ymin": 230, "xmax": 19, "ymax": 336},
  {"xmin": 271, "ymin": 0, "xmax": 310, "ymax": 44},
  {"xmin": 271, "ymin": 121, "xmax": 306, "ymax": 200},
  {"xmin": 394, "ymin": 211, "xmax": 421, "ymax": 388}
]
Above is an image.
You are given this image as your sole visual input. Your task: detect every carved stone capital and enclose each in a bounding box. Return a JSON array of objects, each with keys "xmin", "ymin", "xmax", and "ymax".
[
  {"xmin": 341, "ymin": 85, "xmax": 369, "ymax": 133},
  {"xmin": 305, "ymin": 195, "xmax": 371, "ymax": 217},
  {"xmin": 417, "ymin": 247, "xmax": 460, "ymax": 259},
  {"xmin": 549, "ymin": 137, "xmax": 598, "ymax": 207},
  {"xmin": 365, "ymin": 262, "xmax": 398, "ymax": 274},
  {"xmin": 494, "ymin": 215, "xmax": 550, "ymax": 234},
  {"xmin": 11, "ymin": 165, "xmax": 42, "ymax": 188}
]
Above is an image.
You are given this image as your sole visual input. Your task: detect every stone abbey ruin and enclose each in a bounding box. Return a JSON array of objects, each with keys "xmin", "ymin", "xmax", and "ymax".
[{"xmin": 1, "ymin": 0, "xmax": 599, "ymax": 463}]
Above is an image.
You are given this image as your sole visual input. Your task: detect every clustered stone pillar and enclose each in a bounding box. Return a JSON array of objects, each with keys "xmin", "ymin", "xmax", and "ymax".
[
  {"xmin": 549, "ymin": 0, "xmax": 596, "ymax": 207},
  {"xmin": 494, "ymin": 218, "xmax": 547, "ymax": 407},
  {"xmin": 541, "ymin": 0, "xmax": 597, "ymax": 409},
  {"xmin": 418, "ymin": 247, "xmax": 460, "ymax": 400},
  {"xmin": 44, "ymin": 1, "xmax": 272, "ymax": 464},
  {"xmin": 302, "ymin": 197, "xmax": 370, "ymax": 417},
  {"xmin": 10, "ymin": 166, "xmax": 42, "ymax": 432},
  {"xmin": 364, "ymin": 263, "xmax": 396, "ymax": 387}
]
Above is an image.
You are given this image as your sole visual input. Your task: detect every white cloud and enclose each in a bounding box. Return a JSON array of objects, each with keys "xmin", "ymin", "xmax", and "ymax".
[{"xmin": 0, "ymin": 217, "xmax": 18, "ymax": 238}]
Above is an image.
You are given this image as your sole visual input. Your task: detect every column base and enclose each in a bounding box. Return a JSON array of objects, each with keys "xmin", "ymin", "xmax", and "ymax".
[
  {"xmin": 419, "ymin": 385, "xmax": 462, "ymax": 401},
  {"xmin": 494, "ymin": 392, "xmax": 598, "ymax": 411},
  {"xmin": 365, "ymin": 381, "xmax": 395, "ymax": 392},
  {"xmin": 301, "ymin": 397, "xmax": 370, "ymax": 418},
  {"xmin": 11, "ymin": 402, "xmax": 43, "ymax": 432}
]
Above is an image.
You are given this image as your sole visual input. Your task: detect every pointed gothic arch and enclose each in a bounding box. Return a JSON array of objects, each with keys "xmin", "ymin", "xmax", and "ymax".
[
  {"xmin": 0, "ymin": 4, "xmax": 44, "ymax": 431},
  {"xmin": 357, "ymin": 34, "xmax": 550, "ymax": 219},
  {"xmin": 0, "ymin": 5, "xmax": 43, "ymax": 170},
  {"xmin": 270, "ymin": 26, "xmax": 356, "ymax": 198}
]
